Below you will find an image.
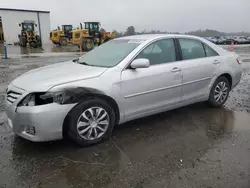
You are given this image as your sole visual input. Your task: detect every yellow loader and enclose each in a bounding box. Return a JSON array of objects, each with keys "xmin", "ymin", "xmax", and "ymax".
[
  {"xmin": 18, "ymin": 20, "xmax": 41, "ymax": 48},
  {"xmin": 49, "ymin": 25, "xmax": 73, "ymax": 45},
  {"xmin": 78, "ymin": 22, "xmax": 115, "ymax": 51}
]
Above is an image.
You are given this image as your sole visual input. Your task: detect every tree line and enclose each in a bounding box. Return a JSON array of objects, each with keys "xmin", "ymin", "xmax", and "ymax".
[{"xmin": 112, "ymin": 26, "xmax": 250, "ymax": 37}]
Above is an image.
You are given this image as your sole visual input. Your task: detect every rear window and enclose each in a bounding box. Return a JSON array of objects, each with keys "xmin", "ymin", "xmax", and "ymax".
[
  {"xmin": 179, "ymin": 38, "xmax": 206, "ymax": 60},
  {"xmin": 204, "ymin": 44, "xmax": 219, "ymax": 57}
]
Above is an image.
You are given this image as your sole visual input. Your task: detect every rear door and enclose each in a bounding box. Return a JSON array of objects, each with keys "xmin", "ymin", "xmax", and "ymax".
[{"xmin": 177, "ymin": 38, "xmax": 219, "ymax": 102}]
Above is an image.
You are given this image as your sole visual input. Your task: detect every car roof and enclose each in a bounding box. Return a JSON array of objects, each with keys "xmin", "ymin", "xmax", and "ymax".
[
  {"xmin": 114, "ymin": 34, "xmax": 230, "ymax": 58},
  {"xmin": 115, "ymin": 34, "xmax": 202, "ymax": 41}
]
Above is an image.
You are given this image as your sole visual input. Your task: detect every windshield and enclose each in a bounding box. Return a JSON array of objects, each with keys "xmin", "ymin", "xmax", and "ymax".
[
  {"xmin": 77, "ymin": 39, "xmax": 141, "ymax": 67},
  {"xmin": 63, "ymin": 25, "xmax": 72, "ymax": 32},
  {"xmin": 22, "ymin": 23, "xmax": 34, "ymax": 31}
]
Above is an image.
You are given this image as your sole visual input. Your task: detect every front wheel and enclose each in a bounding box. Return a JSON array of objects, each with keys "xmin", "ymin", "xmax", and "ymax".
[
  {"xmin": 30, "ymin": 41, "xmax": 37, "ymax": 48},
  {"xmin": 59, "ymin": 37, "xmax": 68, "ymax": 46},
  {"xmin": 207, "ymin": 76, "xmax": 230, "ymax": 107},
  {"xmin": 67, "ymin": 98, "xmax": 115, "ymax": 147},
  {"xmin": 21, "ymin": 37, "xmax": 27, "ymax": 47}
]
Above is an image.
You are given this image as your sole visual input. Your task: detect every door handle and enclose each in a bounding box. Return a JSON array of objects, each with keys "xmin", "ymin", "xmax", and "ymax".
[
  {"xmin": 213, "ymin": 60, "xmax": 220, "ymax": 64},
  {"xmin": 171, "ymin": 67, "xmax": 181, "ymax": 72}
]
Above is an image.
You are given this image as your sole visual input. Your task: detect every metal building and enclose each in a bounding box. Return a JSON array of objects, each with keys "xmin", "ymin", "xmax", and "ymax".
[{"xmin": 0, "ymin": 8, "xmax": 51, "ymax": 45}]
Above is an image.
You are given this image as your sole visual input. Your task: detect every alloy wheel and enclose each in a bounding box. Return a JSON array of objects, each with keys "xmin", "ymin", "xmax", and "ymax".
[
  {"xmin": 214, "ymin": 81, "xmax": 228, "ymax": 103},
  {"xmin": 76, "ymin": 107, "xmax": 109, "ymax": 140}
]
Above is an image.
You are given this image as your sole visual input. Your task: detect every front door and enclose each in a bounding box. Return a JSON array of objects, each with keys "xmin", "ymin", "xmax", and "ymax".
[
  {"xmin": 177, "ymin": 38, "xmax": 219, "ymax": 101},
  {"xmin": 121, "ymin": 38, "xmax": 182, "ymax": 120}
]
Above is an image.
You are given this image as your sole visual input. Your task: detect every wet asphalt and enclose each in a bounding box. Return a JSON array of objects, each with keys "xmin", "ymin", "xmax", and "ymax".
[
  {"xmin": 0, "ymin": 44, "xmax": 80, "ymax": 55},
  {"xmin": 0, "ymin": 45, "xmax": 250, "ymax": 188}
]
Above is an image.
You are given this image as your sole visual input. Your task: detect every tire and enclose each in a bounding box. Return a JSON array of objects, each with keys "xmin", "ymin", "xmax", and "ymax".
[
  {"xmin": 36, "ymin": 39, "xmax": 42, "ymax": 47},
  {"xmin": 67, "ymin": 98, "xmax": 115, "ymax": 147},
  {"xmin": 207, "ymin": 76, "xmax": 230, "ymax": 107},
  {"xmin": 30, "ymin": 41, "xmax": 37, "ymax": 48},
  {"xmin": 82, "ymin": 38, "xmax": 94, "ymax": 52},
  {"xmin": 59, "ymin": 37, "xmax": 68, "ymax": 46},
  {"xmin": 103, "ymin": 37, "xmax": 110, "ymax": 43},
  {"xmin": 21, "ymin": 37, "xmax": 27, "ymax": 47}
]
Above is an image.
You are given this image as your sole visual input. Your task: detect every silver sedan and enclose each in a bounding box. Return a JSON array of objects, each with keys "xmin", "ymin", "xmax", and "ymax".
[{"xmin": 5, "ymin": 34, "xmax": 242, "ymax": 146}]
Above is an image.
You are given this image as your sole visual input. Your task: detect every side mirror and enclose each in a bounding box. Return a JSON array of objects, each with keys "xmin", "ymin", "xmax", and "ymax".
[
  {"xmin": 130, "ymin": 58, "xmax": 150, "ymax": 69},
  {"xmin": 19, "ymin": 24, "xmax": 21, "ymax": 27},
  {"xmin": 35, "ymin": 24, "xmax": 37, "ymax": 27}
]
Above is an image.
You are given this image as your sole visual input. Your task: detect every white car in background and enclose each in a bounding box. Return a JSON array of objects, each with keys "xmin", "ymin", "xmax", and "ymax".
[
  {"xmin": 234, "ymin": 36, "xmax": 248, "ymax": 44},
  {"xmin": 5, "ymin": 34, "xmax": 242, "ymax": 146}
]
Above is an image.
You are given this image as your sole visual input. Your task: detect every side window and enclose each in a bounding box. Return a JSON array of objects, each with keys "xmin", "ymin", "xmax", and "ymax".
[
  {"xmin": 204, "ymin": 44, "xmax": 218, "ymax": 57},
  {"xmin": 179, "ymin": 39, "xmax": 206, "ymax": 60},
  {"xmin": 143, "ymin": 44, "xmax": 162, "ymax": 54},
  {"xmin": 136, "ymin": 39, "xmax": 176, "ymax": 65}
]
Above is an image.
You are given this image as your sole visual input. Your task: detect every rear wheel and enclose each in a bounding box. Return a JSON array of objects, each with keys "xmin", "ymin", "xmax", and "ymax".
[
  {"xmin": 82, "ymin": 38, "xmax": 94, "ymax": 52},
  {"xmin": 207, "ymin": 76, "xmax": 230, "ymax": 107},
  {"xmin": 67, "ymin": 98, "xmax": 115, "ymax": 147}
]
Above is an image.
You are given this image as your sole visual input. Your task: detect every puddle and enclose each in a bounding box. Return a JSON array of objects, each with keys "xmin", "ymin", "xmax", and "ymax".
[
  {"xmin": 228, "ymin": 111, "xmax": 250, "ymax": 131},
  {"xmin": 0, "ymin": 44, "xmax": 80, "ymax": 56},
  {"xmin": 20, "ymin": 56, "xmax": 40, "ymax": 58},
  {"xmin": 1, "ymin": 103, "xmax": 250, "ymax": 187},
  {"xmin": 206, "ymin": 109, "xmax": 250, "ymax": 133},
  {"xmin": 243, "ymin": 59, "xmax": 250, "ymax": 62}
]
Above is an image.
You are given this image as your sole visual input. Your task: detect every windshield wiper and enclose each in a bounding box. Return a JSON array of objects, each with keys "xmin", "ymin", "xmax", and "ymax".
[
  {"xmin": 72, "ymin": 58, "xmax": 79, "ymax": 62},
  {"xmin": 78, "ymin": 61, "xmax": 90, "ymax": 65},
  {"xmin": 73, "ymin": 58, "xmax": 90, "ymax": 66}
]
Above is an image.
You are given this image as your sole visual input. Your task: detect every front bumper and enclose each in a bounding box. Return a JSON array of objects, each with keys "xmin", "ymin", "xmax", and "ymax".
[{"xmin": 4, "ymin": 94, "xmax": 76, "ymax": 142}]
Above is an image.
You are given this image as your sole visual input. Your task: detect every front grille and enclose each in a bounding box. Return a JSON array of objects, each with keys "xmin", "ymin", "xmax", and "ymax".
[{"xmin": 6, "ymin": 90, "xmax": 22, "ymax": 105}]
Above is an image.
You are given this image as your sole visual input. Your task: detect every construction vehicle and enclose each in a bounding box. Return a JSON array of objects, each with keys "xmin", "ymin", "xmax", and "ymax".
[
  {"xmin": 49, "ymin": 25, "xmax": 73, "ymax": 45},
  {"xmin": 18, "ymin": 20, "xmax": 41, "ymax": 48},
  {"xmin": 49, "ymin": 22, "xmax": 115, "ymax": 51},
  {"xmin": 78, "ymin": 22, "xmax": 115, "ymax": 51}
]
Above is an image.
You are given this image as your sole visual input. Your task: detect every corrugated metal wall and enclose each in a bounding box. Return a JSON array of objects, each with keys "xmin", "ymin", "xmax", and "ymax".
[{"xmin": 0, "ymin": 10, "xmax": 51, "ymax": 44}]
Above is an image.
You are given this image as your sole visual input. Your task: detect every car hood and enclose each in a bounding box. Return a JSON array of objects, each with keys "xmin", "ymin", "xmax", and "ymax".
[{"xmin": 12, "ymin": 61, "xmax": 108, "ymax": 92}]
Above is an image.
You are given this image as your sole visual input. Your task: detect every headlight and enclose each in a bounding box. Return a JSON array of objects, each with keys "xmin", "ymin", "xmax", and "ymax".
[
  {"xmin": 40, "ymin": 91, "xmax": 67, "ymax": 104},
  {"xmin": 18, "ymin": 88, "xmax": 87, "ymax": 107},
  {"xmin": 19, "ymin": 94, "xmax": 36, "ymax": 106},
  {"xmin": 18, "ymin": 91, "xmax": 67, "ymax": 107}
]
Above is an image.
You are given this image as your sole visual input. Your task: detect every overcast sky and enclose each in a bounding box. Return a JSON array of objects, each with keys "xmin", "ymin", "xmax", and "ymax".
[{"xmin": 1, "ymin": 0, "xmax": 250, "ymax": 32}]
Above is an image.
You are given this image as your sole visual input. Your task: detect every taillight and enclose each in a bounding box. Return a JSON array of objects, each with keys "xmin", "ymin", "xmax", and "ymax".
[{"xmin": 236, "ymin": 57, "xmax": 242, "ymax": 64}]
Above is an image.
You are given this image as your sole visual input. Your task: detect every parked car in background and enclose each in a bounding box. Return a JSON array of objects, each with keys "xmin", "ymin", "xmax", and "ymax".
[
  {"xmin": 246, "ymin": 37, "xmax": 250, "ymax": 44},
  {"xmin": 5, "ymin": 34, "xmax": 242, "ymax": 146},
  {"xmin": 221, "ymin": 37, "xmax": 238, "ymax": 45},
  {"xmin": 206, "ymin": 36, "xmax": 250, "ymax": 45},
  {"xmin": 233, "ymin": 36, "xmax": 248, "ymax": 44},
  {"xmin": 205, "ymin": 37, "xmax": 218, "ymax": 44},
  {"xmin": 216, "ymin": 37, "xmax": 227, "ymax": 45},
  {"xmin": 240, "ymin": 36, "xmax": 249, "ymax": 44}
]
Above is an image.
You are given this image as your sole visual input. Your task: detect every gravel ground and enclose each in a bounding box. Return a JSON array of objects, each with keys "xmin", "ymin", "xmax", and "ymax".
[{"xmin": 0, "ymin": 46, "xmax": 250, "ymax": 188}]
